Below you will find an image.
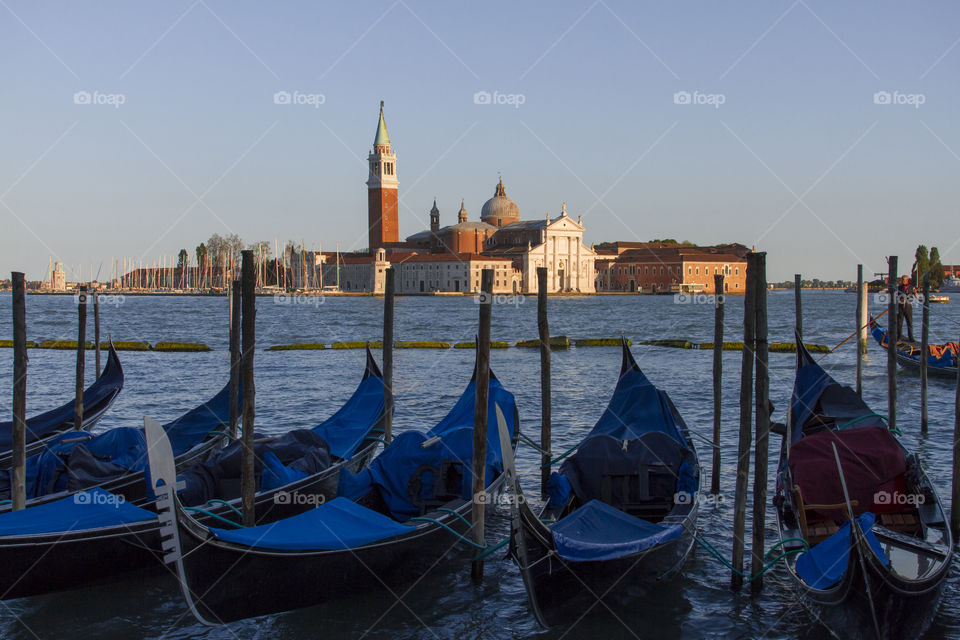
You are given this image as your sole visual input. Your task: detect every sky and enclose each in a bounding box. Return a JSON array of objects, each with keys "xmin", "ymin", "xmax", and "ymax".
[{"xmin": 2, "ymin": 1, "xmax": 959, "ymax": 282}]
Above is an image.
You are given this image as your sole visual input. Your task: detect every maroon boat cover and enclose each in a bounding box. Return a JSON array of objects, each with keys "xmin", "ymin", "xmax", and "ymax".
[{"xmin": 789, "ymin": 426, "xmax": 906, "ymax": 519}]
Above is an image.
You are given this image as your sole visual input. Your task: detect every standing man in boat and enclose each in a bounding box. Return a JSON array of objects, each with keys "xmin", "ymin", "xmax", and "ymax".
[{"xmin": 896, "ymin": 275, "xmax": 915, "ymax": 342}]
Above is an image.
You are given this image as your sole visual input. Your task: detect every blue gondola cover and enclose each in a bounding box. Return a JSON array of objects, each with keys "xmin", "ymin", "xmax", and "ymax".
[
  {"xmin": 0, "ymin": 488, "xmax": 155, "ymax": 536},
  {"xmin": 550, "ymin": 499, "xmax": 683, "ymax": 562},
  {"xmin": 337, "ymin": 376, "xmax": 517, "ymax": 521},
  {"xmin": 794, "ymin": 512, "xmax": 889, "ymax": 589},
  {"xmin": 209, "ymin": 496, "xmax": 411, "ymax": 550}
]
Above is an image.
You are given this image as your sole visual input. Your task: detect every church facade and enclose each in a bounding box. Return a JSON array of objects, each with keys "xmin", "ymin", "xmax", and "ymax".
[{"xmin": 322, "ymin": 103, "xmax": 595, "ymax": 294}]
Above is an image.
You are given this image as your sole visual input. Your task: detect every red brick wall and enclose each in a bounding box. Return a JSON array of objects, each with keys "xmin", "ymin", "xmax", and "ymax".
[{"xmin": 368, "ymin": 188, "xmax": 399, "ymax": 251}]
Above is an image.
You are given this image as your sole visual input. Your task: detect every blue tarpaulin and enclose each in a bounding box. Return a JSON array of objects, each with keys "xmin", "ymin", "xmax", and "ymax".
[
  {"xmin": 0, "ymin": 488, "xmax": 155, "ymax": 536},
  {"xmin": 788, "ymin": 360, "xmax": 887, "ymax": 444},
  {"xmin": 550, "ymin": 499, "xmax": 683, "ymax": 562},
  {"xmin": 337, "ymin": 374, "xmax": 517, "ymax": 521},
  {"xmin": 1, "ymin": 381, "xmax": 237, "ymax": 501},
  {"xmin": 794, "ymin": 512, "xmax": 890, "ymax": 589},
  {"xmin": 209, "ymin": 496, "xmax": 411, "ymax": 551},
  {"xmin": 310, "ymin": 372, "xmax": 385, "ymax": 460},
  {"xmin": 585, "ymin": 364, "xmax": 686, "ymax": 445}
]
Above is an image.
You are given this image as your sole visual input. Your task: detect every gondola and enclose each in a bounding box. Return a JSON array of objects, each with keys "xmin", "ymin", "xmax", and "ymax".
[
  {"xmin": 0, "ymin": 348, "xmax": 386, "ymax": 600},
  {"xmin": 773, "ymin": 338, "xmax": 953, "ymax": 640},
  {"xmin": 148, "ymin": 360, "xmax": 518, "ymax": 625},
  {"xmin": 0, "ymin": 371, "xmax": 239, "ymax": 511},
  {"xmin": 869, "ymin": 318, "xmax": 959, "ymax": 380},
  {"xmin": 507, "ymin": 341, "xmax": 700, "ymax": 628},
  {"xmin": 0, "ymin": 343, "xmax": 124, "ymax": 467}
]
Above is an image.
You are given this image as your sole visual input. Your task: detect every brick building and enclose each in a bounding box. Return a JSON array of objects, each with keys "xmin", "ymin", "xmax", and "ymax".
[{"xmin": 596, "ymin": 244, "xmax": 749, "ymax": 294}]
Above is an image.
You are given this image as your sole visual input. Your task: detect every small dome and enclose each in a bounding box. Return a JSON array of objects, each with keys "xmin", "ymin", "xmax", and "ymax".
[{"xmin": 480, "ymin": 178, "xmax": 520, "ymax": 226}]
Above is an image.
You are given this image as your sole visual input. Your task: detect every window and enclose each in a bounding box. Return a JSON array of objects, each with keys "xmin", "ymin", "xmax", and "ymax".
[
  {"xmin": 660, "ymin": 267, "xmax": 664, "ymax": 275},
  {"xmin": 695, "ymin": 266, "xmax": 699, "ymax": 275},
  {"xmin": 688, "ymin": 266, "xmax": 692, "ymax": 275},
  {"xmin": 735, "ymin": 267, "xmax": 739, "ymax": 275},
  {"xmin": 644, "ymin": 266, "xmax": 649, "ymax": 274}
]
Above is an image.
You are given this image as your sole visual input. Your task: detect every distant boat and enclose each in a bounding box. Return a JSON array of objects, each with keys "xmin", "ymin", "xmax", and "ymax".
[
  {"xmin": 929, "ymin": 294, "xmax": 949, "ymax": 304},
  {"xmin": 938, "ymin": 277, "xmax": 960, "ymax": 293},
  {"xmin": 869, "ymin": 319, "xmax": 958, "ymax": 379}
]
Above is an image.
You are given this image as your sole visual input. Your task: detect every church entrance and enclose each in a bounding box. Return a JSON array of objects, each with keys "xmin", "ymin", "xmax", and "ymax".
[
  {"xmin": 419, "ymin": 280, "xmax": 424, "ymax": 292},
  {"xmin": 455, "ymin": 280, "xmax": 460, "ymax": 292},
  {"xmin": 629, "ymin": 279, "xmax": 635, "ymax": 292},
  {"xmin": 558, "ymin": 270, "xmax": 565, "ymax": 291}
]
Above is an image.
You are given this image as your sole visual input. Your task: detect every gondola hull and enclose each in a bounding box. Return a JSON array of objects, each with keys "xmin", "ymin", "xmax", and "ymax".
[
  {"xmin": 894, "ymin": 351, "xmax": 958, "ymax": 379},
  {"xmin": 0, "ymin": 346, "xmax": 124, "ymax": 469},
  {"xmin": 778, "ymin": 511, "xmax": 949, "ymax": 640},
  {"xmin": 0, "ymin": 441, "xmax": 378, "ymax": 600},
  {"xmin": 515, "ymin": 502, "xmax": 698, "ymax": 628},
  {"xmin": 176, "ymin": 476, "xmax": 505, "ymax": 624}
]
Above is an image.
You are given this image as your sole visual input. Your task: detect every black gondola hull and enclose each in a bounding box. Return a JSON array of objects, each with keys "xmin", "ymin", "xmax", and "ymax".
[
  {"xmin": 175, "ymin": 478, "xmax": 503, "ymax": 624},
  {"xmin": 0, "ymin": 442, "xmax": 378, "ymax": 600},
  {"xmin": 516, "ymin": 503, "xmax": 697, "ymax": 628}
]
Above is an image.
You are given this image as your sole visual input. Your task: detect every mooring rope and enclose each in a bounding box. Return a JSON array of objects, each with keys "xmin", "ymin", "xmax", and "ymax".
[
  {"xmin": 183, "ymin": 506, "xmax": 246, "ymax": 528},
  {"xmin": 692, "ymin": 532, "xmax": 809, "ymax": 582}
]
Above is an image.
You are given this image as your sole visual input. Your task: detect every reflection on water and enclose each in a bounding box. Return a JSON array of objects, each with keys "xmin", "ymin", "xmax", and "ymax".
[{"xmin": 0, "ymin": 291, "xmax": 958, "ymax": 639}]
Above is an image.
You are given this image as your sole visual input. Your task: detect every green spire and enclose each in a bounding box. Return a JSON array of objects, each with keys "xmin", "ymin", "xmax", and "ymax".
[{"xmin": 374, "ymin": 100, "xmax": 390, "ymax": 147}]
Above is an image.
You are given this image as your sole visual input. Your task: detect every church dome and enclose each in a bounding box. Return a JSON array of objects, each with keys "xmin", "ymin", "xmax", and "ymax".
[{"xmin": 480, "ymin": 178, "xmax": 520, "ymax": 227}]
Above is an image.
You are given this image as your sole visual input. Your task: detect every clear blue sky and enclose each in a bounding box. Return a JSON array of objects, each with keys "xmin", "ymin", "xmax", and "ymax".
[{"xmin": 2, "ymin": 1, "xmax": 959, "ymax": 282}]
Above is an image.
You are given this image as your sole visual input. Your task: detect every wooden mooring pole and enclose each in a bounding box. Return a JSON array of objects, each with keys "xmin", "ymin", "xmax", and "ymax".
[
  {"xmin": 711, "ymin": 273, "xmax": 724, "ymax": 495},
  {"xmin": 11, "ymin": 273, "xmax": 27, "ymax": 511},
  {"xmin": 240, "ymin": 250, "xmax": 256, "ymax": 527},
  {"xmin": 952, "ymin": 333, "xmax": 960, "ymax": 535},
  {"xmin": 537, "ymin": 267, "xmax": 551, "ymax": 494},
  {"xmin": 74, "ymin": 285, "xmax": 87, "ymax": 430},
  {"xmin": 856, "ymin": 264, "xmax": 864, "ymax": 397},
  {"xmin": 383, "ymin": 268, "xmax": 395, "ymax": 442},
  {"xmin": 731, "ymin": 256, "xmax": 757, "ymax": 590},
  {"xmin": 920, "ymin": 272, "xmax": 930, "ymax": 433},
  {"xmin": 794, "ymin": 274, "xmax": 802, "ymax": 341},
  {"xmin": 887, "ymin": 257, "xmax": 898, "ymax": 432},
  {"xmin": 229, "ymin": 280, "xmax": 241, "ymax": 440},
  {"xmin": 94, "ymin": 291, "xmax": 101, "ymax": 377},
  {"xmin": 471, "ymin": 268, "xmax": 494, "ymax": 582},
  {"xmin": 750, "ymin": 253, "xmax": 769, "ymax": 592}
]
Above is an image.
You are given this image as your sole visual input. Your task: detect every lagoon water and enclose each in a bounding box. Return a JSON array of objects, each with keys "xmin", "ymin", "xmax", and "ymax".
[{"xmin": 0, "ymin": 290, "xmax": 957, "ymax": 639}]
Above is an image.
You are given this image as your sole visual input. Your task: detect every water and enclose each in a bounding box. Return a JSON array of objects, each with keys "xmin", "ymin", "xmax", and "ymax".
[{"xmin": 0, "ymin": 291, "xmax": 957, "ymax": 639}]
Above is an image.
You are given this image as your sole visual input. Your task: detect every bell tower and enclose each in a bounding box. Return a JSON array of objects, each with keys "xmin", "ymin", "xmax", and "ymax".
[{"xmin": 367, "ymin": 101, "xmax": 399, "ymax": 253}]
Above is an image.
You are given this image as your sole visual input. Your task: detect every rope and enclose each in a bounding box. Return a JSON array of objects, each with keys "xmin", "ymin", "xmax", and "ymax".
[
  {"xmin": 366, "ymin": 437, "xmax": 391, "ymax": 446},
  {"xmin": 688, "ymin": 430, "xmax": 721, "ymax": 450},
  {"xmin": 544, "ymin": 444, "xmax": 578, "ymax": 468},
  {"xmin": 436, "ymin": 507, "xmax": 472, "ymax": 529},
  {"xmin": 183, "ymin": 506, "xmax": 246, "ymax": 528},
  {"xmin": 836, "ymin": 413, "xmax": 901, "ymax": 436},
  {"xmin": 472, "ymin": 537, "xmax": 508, "ymax": 562},
  {"xmin": 516, "ymin": 431, "xmax": 579, "ymax": 468},
  {"xmin": 692, "ymin": 534, "xmax": 806, "ymax": 582},
  {"xmin": 203, "ymin": 498, "xmax": 244, "ymax": 518},
  {"xmin": 824, "ymin": 308, "xmax": 889, "ymax": 356},
  {"xmin": 407, "ymin": 516, "xmax": 487, "ymax": 550}
]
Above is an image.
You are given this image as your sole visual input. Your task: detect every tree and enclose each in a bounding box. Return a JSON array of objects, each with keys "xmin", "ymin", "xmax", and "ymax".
[
  {"xmin": 914, "ymin": 244, "xmax": 929, "ymax": 285},
  {"xmin": 195, "ymin": 242, "xmax": 207, "ymax": 270},
  {"xmin": 177, "ymin": 249, "xmax": 189, "ymax": 269},
  {"xmin": 929, "ymin": 246, "xmax": 945, "ymax": 289}
]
